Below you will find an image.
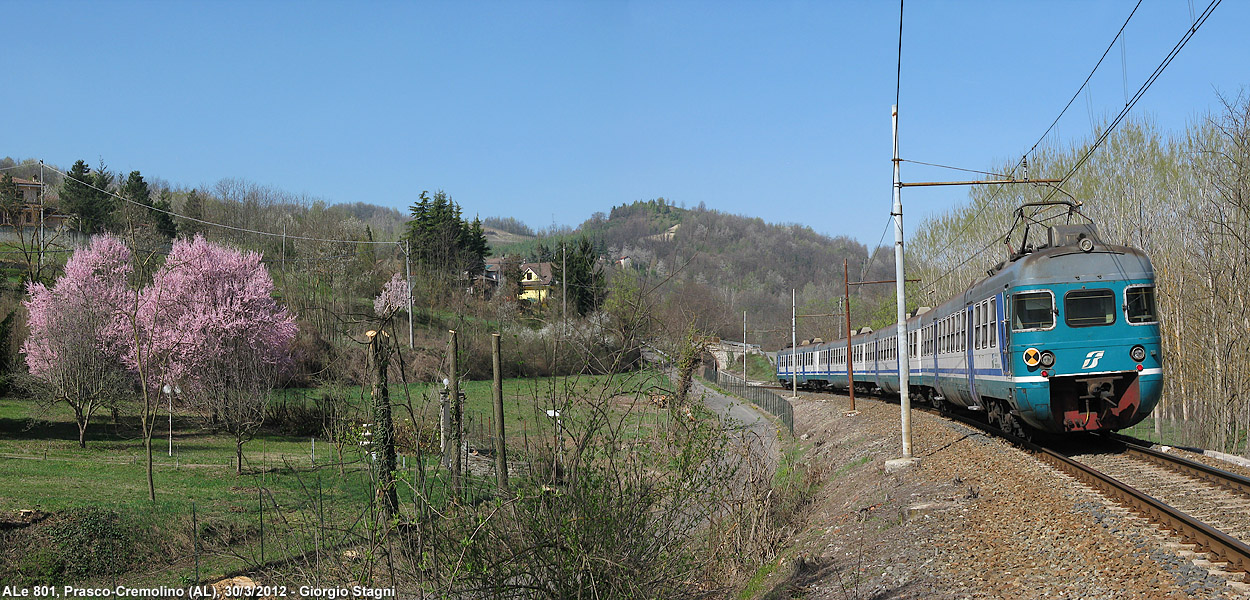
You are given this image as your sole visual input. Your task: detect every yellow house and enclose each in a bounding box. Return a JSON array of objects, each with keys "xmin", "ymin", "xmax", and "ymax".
[{"xmin": 519, "ymin": 262, "xmax": 554, "ymax": 303}]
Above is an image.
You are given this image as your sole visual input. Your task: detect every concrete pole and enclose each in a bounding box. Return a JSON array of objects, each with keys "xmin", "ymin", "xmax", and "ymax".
[
  {"xmin": 845, "ymin": 259, "xmax": 855, "ymax": 412},
  {"xmin": 491, "ymin": 333, "xmax": 509, "ymax": 492},
  {"xmin": 743, "ymin": 310, "xmax": 748, "ymax": 385},
  {"xmin": 893, "ymin": 104, "xmax": 913, "ymax": 459},
  {"xmin": 791, "ymin": 288, "xmax": 798, "ymax": 398}
]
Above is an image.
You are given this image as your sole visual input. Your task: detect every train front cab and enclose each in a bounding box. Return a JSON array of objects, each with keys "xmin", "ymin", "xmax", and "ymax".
[{"xmin": 1007, "ymin": 282, "xmax": 1162, "ymax": 433}]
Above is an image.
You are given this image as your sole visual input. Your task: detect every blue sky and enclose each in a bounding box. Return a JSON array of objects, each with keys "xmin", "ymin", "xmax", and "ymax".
[{"xmin": 6, "ymin": 0, "xmax": 1245, "ymax": 245}]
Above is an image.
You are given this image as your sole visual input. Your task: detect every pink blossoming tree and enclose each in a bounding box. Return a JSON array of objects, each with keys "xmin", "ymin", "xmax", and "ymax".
[
  {"xmin": 23, "ymin": 233, "xmax": 297, "ymax": 485},
  {"xmin": 142, "ymin": 235, "xmax": 298, "ymax": 474},
  {"xmin": 373, "ymin": 272, "xmax": 410, "ymax": 319},
  {"xmin": 22, "ymin": 234, "xmax": 135, "ymax": 447}
]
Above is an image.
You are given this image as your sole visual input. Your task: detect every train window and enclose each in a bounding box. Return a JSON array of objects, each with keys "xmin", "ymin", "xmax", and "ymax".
[
  {"xmin": 989, "ymin": 298, "xmax": 997, "ymax": 347},
  {"xmin": 975, "ymin": 302, "xmax": 985, "ymax": 350},
  {"xmin": 963, "ymin": 314, "xmax": 968, "ymax": 351},
  {"xmin": 1012, "ymin": 291, "xmax": 1055, "ymax": 331},
  {"xmin": 981, "ymin": 302, "xmax": 989, "ymax": 349},
  {"xmin": 1125, "ymin": 285, "xmax": 1158, "ymax": 324},
  {"xmin": 1065, "ymin": 288, "xmax": 1116, "ymax": 328},
  {"xmin": 974, "ymin": 304, "xmax": 982, "ymax": 349},
  {"xmin": 942, "ymin": 318, "xmax": 949, "ymax": 354}
]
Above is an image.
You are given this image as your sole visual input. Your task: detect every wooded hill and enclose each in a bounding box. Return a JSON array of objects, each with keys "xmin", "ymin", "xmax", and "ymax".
[{"xmin": 495, "ymin": 198, "xmax": 901, "ymax": 349}]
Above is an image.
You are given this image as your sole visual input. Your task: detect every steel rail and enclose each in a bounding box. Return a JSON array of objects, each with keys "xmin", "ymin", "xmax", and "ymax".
[
  {"xmin": 785, "ymin": 387, "xmax": 1250, "ymax": 572},
  {"xmin": 1109, "ymin": 433, "xmax": 1250, "ymax": 498},
  {"xmin": 935, "ymin": 411, "xmax": 1250, "ymax": 573}
]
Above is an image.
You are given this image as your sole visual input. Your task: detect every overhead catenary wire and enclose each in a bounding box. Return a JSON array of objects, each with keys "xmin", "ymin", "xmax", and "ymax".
[
  {"xmin": 896, "ymin": 159, "xmax": 1013, "ymax": 180},
  {"xmin": 860, "ymin": 214, "xmax": 896, "ymax": 283},
  {"xmin": 921, "ymin": 0, "xmax": 1144, "ymax": 287},
  {"xmin": 1047, "ymin": 0, "xmax": 1220, "ymax": 194},
  {"xmin": 920, "ymin": 0, "xmax": 1217, "ymax": 294}
]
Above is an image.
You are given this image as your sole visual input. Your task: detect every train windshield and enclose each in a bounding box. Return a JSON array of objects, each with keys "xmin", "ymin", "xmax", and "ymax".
[
  {"xmin": 1065, "ymin": 289, "xmax": 1116, "ymax": 327},
  {"xmin": 1125, "ymin": 285, "xmax": 1157, "ymax": 324},
  {"xmin": 1012, "ymin": 291, "xmax": 1054, "ymax": 330}
]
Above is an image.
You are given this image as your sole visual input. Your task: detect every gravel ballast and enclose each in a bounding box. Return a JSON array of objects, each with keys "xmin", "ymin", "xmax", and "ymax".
[{"xmin": 749, "ymin": 390, "xmax": 1249, "ymax": 599}]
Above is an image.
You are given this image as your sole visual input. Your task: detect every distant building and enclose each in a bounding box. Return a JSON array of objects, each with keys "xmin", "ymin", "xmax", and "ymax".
[
  {"xmin": 1, "ymin": 177, "xmax": 70, "ymax": 229},
  {"xmin": 519, "ymin": 262, "xmax": 554, "ymax": 303},
  {"xmin": 481, "ymin": 257, "xmax": 554, "ymax": 303}
]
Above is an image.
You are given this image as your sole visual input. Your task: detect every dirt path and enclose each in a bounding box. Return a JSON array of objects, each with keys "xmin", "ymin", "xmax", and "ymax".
[{"xmin": 696, "ymin": 377, "xmax": 781, "ymax": 455}]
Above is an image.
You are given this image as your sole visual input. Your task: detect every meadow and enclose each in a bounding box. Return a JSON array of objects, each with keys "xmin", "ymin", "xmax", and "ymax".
[{"xmin": 0, "ymin": 369, "xmax": 674, "ymax": 586}]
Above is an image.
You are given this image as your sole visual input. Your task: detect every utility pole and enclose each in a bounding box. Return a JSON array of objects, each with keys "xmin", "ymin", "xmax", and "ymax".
[
  {"xmin": 38, "ymin": 160, "xmax": 44, "ymax": 273},
  {"xmin": 405, "ymin": 241, "xmax": 414, "ymax": 349},
  {"xmin": 743, "ymin": 311, "xmax": 748, "ymax": 385},
  {"xmin": 790, "ymin": 288, "xmax": 797, "ymax": 398},
  {"xmin": 892, "ymin": 104, "xmax": 914, "ymax": 462},
  {"xmin": 844, "ymin": 259, "xmax": 855, "ymax": 411},
  {"xmin": 561, "ymin": 242, "xmax": 567, "ymax": 322}
]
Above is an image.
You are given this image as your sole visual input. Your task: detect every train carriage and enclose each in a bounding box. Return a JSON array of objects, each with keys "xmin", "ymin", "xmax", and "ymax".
[{"xmin": 777, "ymin": 219, "xmax": 1162, "ymax": 436}]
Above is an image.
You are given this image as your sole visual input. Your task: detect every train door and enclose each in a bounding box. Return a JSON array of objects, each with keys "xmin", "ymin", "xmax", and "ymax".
[
  {"xmin": 965, "ymin": 304, "xmax": 982, "ymax": 408},
  {"xmin": 997, "ymin": 292, "xmax": 1010, "ymax": 376}
]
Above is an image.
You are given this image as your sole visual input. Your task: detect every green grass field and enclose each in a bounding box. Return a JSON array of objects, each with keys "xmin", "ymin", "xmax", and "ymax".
[{"xmin": 0, "ymin": 369, "xmax": 674, "ymax": 585}]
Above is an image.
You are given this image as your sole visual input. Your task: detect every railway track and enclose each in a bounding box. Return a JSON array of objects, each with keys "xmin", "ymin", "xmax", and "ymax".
[
  {"xmin": 784, "ymin": 386, "xmax": 1250, "ymax": 576},
  {"xmin": 937, "ymin": 406, "xmax": 1250, "ymax": 575}
]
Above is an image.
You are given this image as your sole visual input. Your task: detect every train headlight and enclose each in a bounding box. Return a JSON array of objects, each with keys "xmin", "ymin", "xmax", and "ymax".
[
  {"xmin": 1130, "ymin": 345, "xmax": 1146, "ymax": 362},
  {"xmin": 1078, "ymin": 236, "xmax": 1095, "ymax": 252},
  {"xmin": 1040, "ymin": 351, "xmax": 1055, "ymax": 368}
]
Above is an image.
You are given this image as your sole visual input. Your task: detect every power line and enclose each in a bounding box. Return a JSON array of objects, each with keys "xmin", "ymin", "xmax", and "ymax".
[
  {"xmin": 1048, "ymin": 0, "xmax": 1220, "ymax": 193},
  {"xmin": 860, "ymin": 214, "xmax": 895, "ymax": 283},
  {"xmin": 923, "ymin": 0, "xmax": 1145, "ymax": 283},
  {"xmin": 921, "ymin": 0, "xmax": 1217, "ymax": 294},
  {"xmin": 897, "ymin": 159, "xmax": 1013, "ymax": 179},
  {"xmin": 1027, "ymin": 0, "xmax": 1142, "ymax": 163},
  {"xmin": 894, "ymin": 0, "xmax": 904, "ymax": 111}
]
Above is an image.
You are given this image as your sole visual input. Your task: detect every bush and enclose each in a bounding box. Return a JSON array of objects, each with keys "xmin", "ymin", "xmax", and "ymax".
[{"xmin": 44, "ymin": 507, "xmax": 136, "ymax": 581}]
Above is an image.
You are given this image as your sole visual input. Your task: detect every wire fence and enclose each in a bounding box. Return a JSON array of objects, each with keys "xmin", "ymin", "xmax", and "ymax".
[{"xmin": 702, "ymin": 364, "xmax": 794, "ymax": 435}]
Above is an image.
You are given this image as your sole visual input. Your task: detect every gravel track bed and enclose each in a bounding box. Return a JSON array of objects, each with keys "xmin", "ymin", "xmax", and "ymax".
[
  {"xmin": 1068, "ymin": 450, "xmax": 1250, "ymax": 541},
  {"xmin": 755, "ymin": 389, "xmax": 1250, "ymax": 599},
  {"xmin": 1115, "ymin": 433, "xmax": 1250, "ymax": 480}
]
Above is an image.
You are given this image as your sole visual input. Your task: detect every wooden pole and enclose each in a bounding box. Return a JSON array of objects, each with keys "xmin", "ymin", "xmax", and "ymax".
[
  {"xmin": 448, "ymin": 330, "xmax": 461, "ymax": 495},
  {"xmin": 369, "ymin": 330, "xmax": 398, "ymax": 517},
  {"xmin": 492, "ymin": 333, "xmax": 509, "ymax": 492}
]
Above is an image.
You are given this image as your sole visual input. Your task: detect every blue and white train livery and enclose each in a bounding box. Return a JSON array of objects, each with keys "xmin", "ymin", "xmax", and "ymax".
[{"xmin": 776, "ymin": 222, "xmax": 1162, "ymax": 436}]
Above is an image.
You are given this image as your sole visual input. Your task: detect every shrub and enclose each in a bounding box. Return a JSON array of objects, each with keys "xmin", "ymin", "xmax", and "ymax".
[{"xmin": 44, "ymin": 507, "xmax": 136, "ymax": 581}]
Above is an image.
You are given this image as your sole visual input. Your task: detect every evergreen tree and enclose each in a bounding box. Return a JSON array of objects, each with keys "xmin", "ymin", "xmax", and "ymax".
[
  {"xmin": 553, "ymin": 235, "xmax": 605, "ymax": 316},
  {"xmin": 152, "ymin": 189, "xmax": 177, "ymax": 238},
  {"xmin": 180, "ymin": 189, "xmax": 204, "ymax": 236},
  {"xmin": 0, "ymin": 174, "xmax": 20, "ymax": 225},
  {"xmin": 402, "ymin": 190, "xmax": 489, "ymax": 279},
  {"xmin": 119, "ymin": 171, "xmax": 176, "ymax": 240},
  {"xmin": 60, "ymin": 160, "xmax": 116, "ymax": 234}
]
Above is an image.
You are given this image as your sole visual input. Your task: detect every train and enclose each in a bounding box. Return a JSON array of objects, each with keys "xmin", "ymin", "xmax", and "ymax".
[{"xmin": 776, "ymin": 213, "xmax": 1162, "ymax": 436}]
